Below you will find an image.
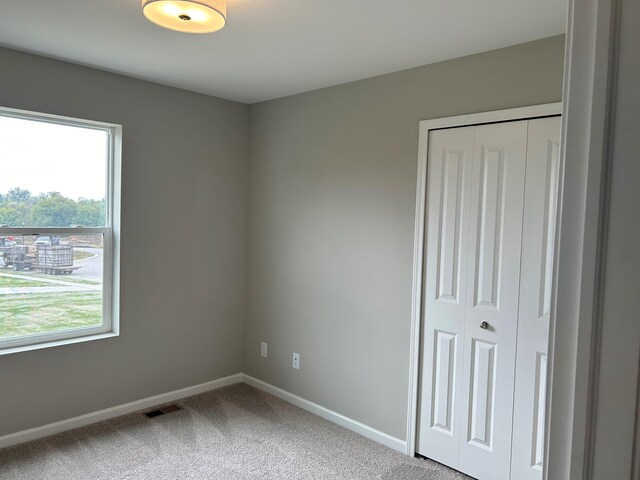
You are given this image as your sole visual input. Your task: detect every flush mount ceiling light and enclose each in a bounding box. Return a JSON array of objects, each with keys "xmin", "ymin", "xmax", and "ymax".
[{"xmin": 142, "ymin": 0, "xmax": 226, "ymax": 34}]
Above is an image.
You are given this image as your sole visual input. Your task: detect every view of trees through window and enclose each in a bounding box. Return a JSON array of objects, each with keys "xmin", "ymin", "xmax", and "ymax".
[{"xmin": 0, "ymin": 187, "xmax": 106, "ymax": 227}]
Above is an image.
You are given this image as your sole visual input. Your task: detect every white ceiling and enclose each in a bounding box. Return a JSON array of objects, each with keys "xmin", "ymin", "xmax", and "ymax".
[{"xmin": 0, "ymin": 0, "xmax": 566, "ymax": 104}]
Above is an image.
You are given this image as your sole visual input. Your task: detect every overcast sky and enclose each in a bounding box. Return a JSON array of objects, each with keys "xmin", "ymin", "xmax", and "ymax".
[{"xmin": 0, "ymin": 115, "xmax": 107, "ymax": 200}]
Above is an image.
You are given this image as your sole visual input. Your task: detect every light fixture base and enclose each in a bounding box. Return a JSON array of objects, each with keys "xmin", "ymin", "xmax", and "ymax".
[{"xmin": 142, "ymin": 0, "xmax": 226, "ymax": 34}]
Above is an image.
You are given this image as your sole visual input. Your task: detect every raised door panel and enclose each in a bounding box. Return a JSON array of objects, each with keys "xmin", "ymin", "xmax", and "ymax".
[
  {"xmin": 511, "ymin": 116, "xmax": 561, "ymax": 480},
  {"xmin": 417, "ymin": 126, "xmax": 474, "ymax": 468},
  {"xmin": 459, "ymin": 121, "xmax": 528, "ymax": 480},
  {"xmin": 468, "ymin": 339, "xmax": 497, "ymax": 450},
  {"xmin": 432, "ymin": 331, "xmax": 457, "ymax": 435}
]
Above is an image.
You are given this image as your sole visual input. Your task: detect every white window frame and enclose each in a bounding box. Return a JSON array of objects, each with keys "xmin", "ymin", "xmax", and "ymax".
[{"xmin": 0, "ymin": 106, "xmax": 121, "ymax": 355}]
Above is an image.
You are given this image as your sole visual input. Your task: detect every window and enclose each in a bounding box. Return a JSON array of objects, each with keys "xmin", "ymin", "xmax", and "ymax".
[{"xmin": 0, "ymin": 107, "xmax": 120, "ymax": 353}]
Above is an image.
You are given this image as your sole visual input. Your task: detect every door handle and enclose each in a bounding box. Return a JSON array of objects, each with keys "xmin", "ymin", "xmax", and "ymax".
[{"xmin": 480, "ymin": 321, "xmax": 489, "ymax": 330}]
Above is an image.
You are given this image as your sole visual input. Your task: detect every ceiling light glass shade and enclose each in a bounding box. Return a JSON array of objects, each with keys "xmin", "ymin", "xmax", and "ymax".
[{"xmin": 142, "ymin": 0, "xmax": 226, "ymax": 34}]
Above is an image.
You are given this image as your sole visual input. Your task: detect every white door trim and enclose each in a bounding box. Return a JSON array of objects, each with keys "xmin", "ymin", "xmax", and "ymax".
[
  {"xmin": 545, "ymin": 0, "xmax": 626, "ymax": 478},
  {"xmin": 406, "ymin": 102, "xmax": 562, "ymax": 457}
]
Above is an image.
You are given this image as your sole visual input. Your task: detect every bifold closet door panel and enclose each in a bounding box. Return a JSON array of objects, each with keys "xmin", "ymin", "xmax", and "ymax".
[
  {"xmin": 510, "ymin": 116, "xmax": 561, "ymax": 480},
  {"xmin": 416, "ymin": 126, "xmax": 475, "ymax": 468},
  {"xmin": 458, "ymin": 121, "xmax": 528, "ymax": 480}
]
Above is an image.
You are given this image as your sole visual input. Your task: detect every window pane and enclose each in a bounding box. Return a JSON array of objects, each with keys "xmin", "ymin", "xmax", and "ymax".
[
  {"xmin": 0, "ymin": 115, "xmax": 108, "ymax": 227},
  {"xmin": 0, "ymin": 233, "xmax": 103, "ymax": 340}
]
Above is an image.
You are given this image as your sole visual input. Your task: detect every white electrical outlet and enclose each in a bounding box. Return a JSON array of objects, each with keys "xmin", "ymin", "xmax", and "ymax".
[
  {"xmin": 292, "ymin": 352, "xmax": 300, "ymax": 369},
  {"xmin": 261, "ymin": 342, "xmax": 268, "ymax": 358}
]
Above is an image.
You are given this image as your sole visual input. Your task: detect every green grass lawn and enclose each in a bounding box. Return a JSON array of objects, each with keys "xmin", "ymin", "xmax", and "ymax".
[
  {"xmin": 0, "ymin": 291, "xmax": 102, "ymax": 338},
  {"xmin": 0, "ymin": 275, "xmax": 51, "ymax": 288},
  {"xmin": 1, "ymin": 270, "xmax": 100, "ymax": 285}
]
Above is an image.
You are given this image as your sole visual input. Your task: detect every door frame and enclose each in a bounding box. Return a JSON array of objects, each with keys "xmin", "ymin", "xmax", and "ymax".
[
  {"xmin": 408, "ymin": 0, "xmax": 628, "ymax": 476},
  {"xmin": 406, "ymin": 102, "xmax": 563, "ymax": 457}
]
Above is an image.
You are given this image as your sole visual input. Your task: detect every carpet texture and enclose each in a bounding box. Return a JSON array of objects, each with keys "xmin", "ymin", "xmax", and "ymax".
[{"xmin": 0, "ymin": 384, "xmax": 469, "ymax": 479}]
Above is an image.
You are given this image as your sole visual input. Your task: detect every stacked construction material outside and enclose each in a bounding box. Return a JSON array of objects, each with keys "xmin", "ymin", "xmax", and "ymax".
[
  {"xmin": 36, "ymin": 245, "xmax": 77, "ymax": 274},
  {"xmin": 1, "ymin": 241, "xmax": 79, "ymax": 275}
]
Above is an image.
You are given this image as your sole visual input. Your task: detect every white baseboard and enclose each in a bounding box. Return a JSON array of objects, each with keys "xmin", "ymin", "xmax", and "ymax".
[
  {"xmin": 242, "ymin": 374, "xmax": 407, "ymax": 454},
  {"xmin": 1, "ymin": 372, "xmax": 407, "ymax": 456},
  {"xmin": 0, "ymin": 373, "xmax": 243, "ymax": 450}
]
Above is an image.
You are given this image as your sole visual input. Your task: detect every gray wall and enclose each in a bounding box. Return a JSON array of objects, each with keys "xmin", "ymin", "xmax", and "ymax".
[
  {"xmin": 0, "ymin": 48, "xmax": 249, "ymax": 436},
  {"xmin": 591, "ymin": 0, "xmax": 640, "ymax": 474},
  {"xmin": 0, "ymin": 35, "xmax": 566, "ymax": 441},
  {"xmin": 245, "ymin": 35, "xmax": 565, "ymax": 440}
]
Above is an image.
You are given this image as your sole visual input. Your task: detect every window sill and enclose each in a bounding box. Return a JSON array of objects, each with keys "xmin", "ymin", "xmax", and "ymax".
[{"xmin": 0, "ymin": 331, "xmax": 119, "ymax": 356}]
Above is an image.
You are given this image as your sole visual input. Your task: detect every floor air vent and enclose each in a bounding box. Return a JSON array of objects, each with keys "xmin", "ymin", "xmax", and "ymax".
[{"xmin": 143, "ymin": 403, "xmax": 184, "ymax": 419}]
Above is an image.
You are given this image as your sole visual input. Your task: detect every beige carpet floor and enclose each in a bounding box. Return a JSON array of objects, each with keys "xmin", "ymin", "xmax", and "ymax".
[{"xmin": 0, "ymin": 383, "xmax": 469, "ymax": 479}]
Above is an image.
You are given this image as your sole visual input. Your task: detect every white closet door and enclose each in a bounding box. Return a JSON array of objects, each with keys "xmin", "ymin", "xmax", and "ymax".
[
  {"xmin": 416, "ymin": 126, "xmax": 475, "ymax": 467},
  {"xmin": 511, "ymin": 116, "xmax": 561, "ymax": 480},
  {"xmin": 458, "ymin": 121, "xmax": 528, "ymax": 480}
]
